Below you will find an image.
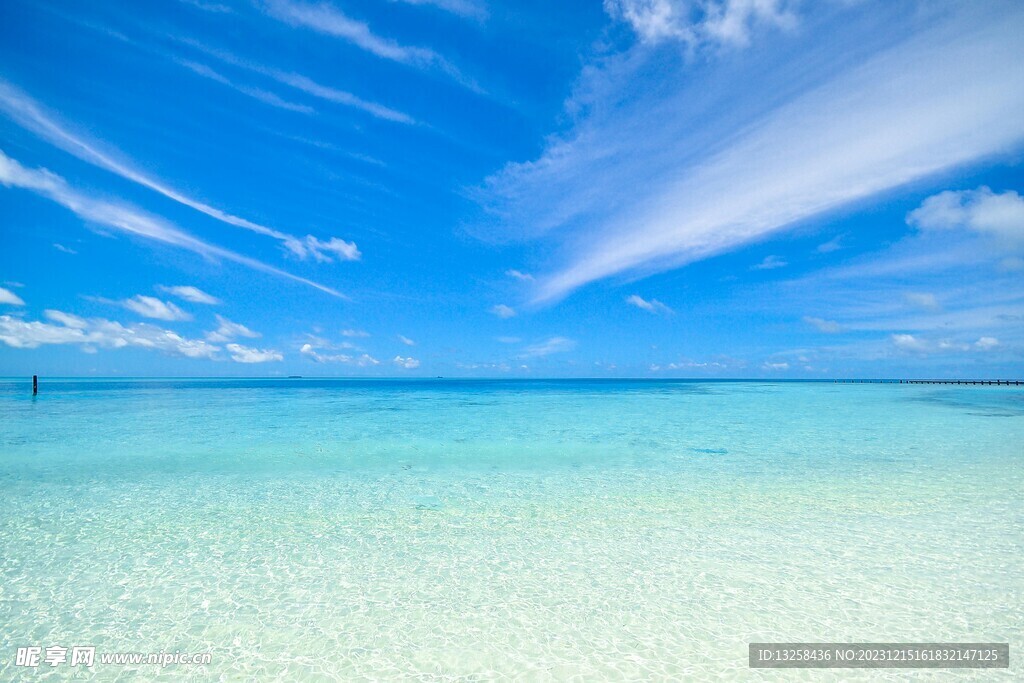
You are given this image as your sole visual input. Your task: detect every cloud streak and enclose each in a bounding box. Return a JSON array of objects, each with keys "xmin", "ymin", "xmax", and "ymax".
[
  {"xmin": 0, "ymin": 149, "xmax": 344, "ymax": 297},
  {"xmin": 0, "ymin": 79, "xmax": 360, "ymax": 263},
  {"xmin": 482, "ymin": 3, "xmax": 1024, "ymax": 303},
  {"xmin": 264, "ymin": 0, "xmax": 481, "ymax": 91}
]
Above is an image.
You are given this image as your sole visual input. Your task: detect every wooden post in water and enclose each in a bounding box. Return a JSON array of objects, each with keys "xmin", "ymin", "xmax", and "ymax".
[{"xmin": 32, "ymin": 375, "xmax": 37, "ymax": 395}]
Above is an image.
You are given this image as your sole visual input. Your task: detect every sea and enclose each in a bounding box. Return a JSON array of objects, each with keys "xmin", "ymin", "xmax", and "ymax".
[{"xmin": 1, "ymin": 378, "xmax": 1021, "ymax": 680}]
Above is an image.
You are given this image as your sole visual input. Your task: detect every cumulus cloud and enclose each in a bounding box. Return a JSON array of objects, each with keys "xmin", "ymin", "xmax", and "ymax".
[
  {"xmin": 225, "ymin": 343, "xmax": 283, "ymax": 363},
  {"xmin": 206, "ymin": 315, "xmax": 260, "ymax": 342},
  {"xmin": 974, "ymin": 336, "xmax": 999, "ymax": 350},
  {"xmin": 892, "ymin": 333, "xmax": 1004, "ymax": 355},
  {"xmin": 0, "ymin": 286, "xmax": 25, "ymax": 306},
  {"xmin": 393, "ymin": 355, "xmax": 420, "ymax": 369},
  {"xmin": 0, "ymin": 149, "xmax": 343, "ymax": 297},
  {"xmin": 341, "ymin": 329, "xmax": 370, "ymax": 337},
  {"xmin": 397, "ymin": 334, "xmax": 416, "ymax": 346},
  {"xmin": 490, "ymin": 304, "xmax": 516, "ymax": 318},
  {"xmin": 122, "ymin": 295, "xmax": 191, "ymax": 321},
  {"xmin": 305, "ymin": 236, "xmax": 361, "ymax": 262},
  {"xmin": 157, "ymin": 285, "xmax": 220, "ymax": 305},
  {"xmin": 762, "ymin": 361, "xmax": 789, "ymax": 370},
  {"xmin": 626, "ymin": 294, "xmax": 673, "ymax": 314},
  {"xmin": 495, "ymin": 336, "xmax": 521, "ymax": 344},
  {"xmin": 0, "ymin": 310, "xmax": 219, "ymax": 359},
  {"xmin": 907, "ymin": 187, "xmax": 1024, "ymax": 248},
  {"xmin": 605, "ymin": 0, "xmax": 797, "ymax": 49},
  {"xmin": 519, "ymin": 336, "xmax": 576, "ymax": 358},
  {"xmin": 892, "ymin": 333, "xmax": 929, "ymax": 353}
]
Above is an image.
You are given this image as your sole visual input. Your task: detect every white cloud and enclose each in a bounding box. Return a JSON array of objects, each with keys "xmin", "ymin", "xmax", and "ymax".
[
  {"xmin": 907, "ymin": 187, "xmax": 1024, "ymax": 248},
  {"xmin": 505, "ymin": 269, "xmax": 534, "ymax": 281},
  {"xmin": 0, "ymin": 286, "xmax": 25, "ymax": 306},
  {"xmin": 264, "ymin": 0, "xmax": 481, "ymax": 91},
  {"xmin": 122, "ymin": 295, "xmax": 191, "ymax": 321},
  {"xmin": 45, "ymin": 310, "xmax": 88, "ymax": 329},
  {"xmin": 265, "ymin": 0, "xmax": 433, "ymax": 63},
  {"xmin": 974, "ymin": 336, "xmax": 999, "ymax": 350},
  {"xmin": 0, "ymin": 310, "xmax": 219, "ymax": 359},
  {"xmin": 53, "ymin": 242, "xmax": 77, "ymax": 254},
  {"xmin": 495, "ymin": 336, "xmax": 521, "ymax": 344},
  {"xmin": 891, "ymin": 333, "xmax": 929, "ymax": 353},
  {"xmin": 170, "ymin": 38, "xmax": 416, "ymax": 124},
  {"xmin": 803, "ymin": 316, "xmax": 842, "ymax": 333},
  {"xmin": 341, "ymin": 329, "xmax": 370, "ymax": 337},
  {"xmin": 762, "ymin": 361, "xmax": 790, "ymax": 370},
  {"xmin": 225, "ymin": 343, "xmax": 283, "ymax": 363},
  {"xmin": 393, "ymin": 354, "xmax": 420, "ymax": 369},
  {"xmin": 0, "ymin": 80, "xmax": 359, "ymax": 266},
  {"xmin": 904, "ymin": 292, "xmax": 940, "ymax": 310},
  {"xmin": 481, "ymin": 4, "xmax": 1024, "ymax": 303},
  {"xmin": 394, "ymin": 0, "xmax": 487, "ymax": 21},
  {"xmin": 397, "ymin": 334, "xmax": 416, "ymax": 346},
  {"xmin": 269, "ymin": 70, "xmax": 414, "ymax": 124},
  {"xmin": 519, "ymin": 336, "xmax": 576, "ymax": 358},
  {"xmin": 305, "ymin": 236, "xmax": 361, "ymax": 262},
  {"xmin": 0, "ymin": 149, "xmax": 344, "ymax": 297},
  {"xmin": 490, "ymin": 304, "xmax": 516, "ymax": 318},
  {"xmin": 176, "ymin": 59, "xmax": 314, "ymax": 114},
  {"xmin": 157, "ymin": 285, "xmax": 220, "ymax": 305},
  {"xmin": 816, "ymin": 234, "xmax": 844, "ymax": 253},
  {"xmin": 625, "ymin": 294, "xmax": 673, "ymax": 314},
  {"xmin": 605, "ymin": 0, "xmax": 796, "ymax": 49},
  {"xmin": 300, "ymin": 343, "xmax": 380, "ymax": 365},
  {"xmin": 206, "ymin": 315, "xmax": 260, "ymax": 342},
  {"xmin": 752, "ymin": 255, "xmax": 788, "ymax": 270}
]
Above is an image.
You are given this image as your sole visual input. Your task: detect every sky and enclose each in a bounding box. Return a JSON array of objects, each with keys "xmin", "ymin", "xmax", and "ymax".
[{"xmin": 1, "ymin": 0, "xmax": 1022, "ymax": 378}]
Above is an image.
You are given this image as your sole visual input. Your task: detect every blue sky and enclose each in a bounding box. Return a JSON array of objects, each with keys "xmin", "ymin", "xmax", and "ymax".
[{"xmin": 1, "ymin": 0, "xmax": 1022, "ymax": 378}]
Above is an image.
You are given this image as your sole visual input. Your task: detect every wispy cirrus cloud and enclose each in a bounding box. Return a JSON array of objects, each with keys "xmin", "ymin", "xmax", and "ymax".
[
  {"xmin": 173, "ymin": 38, "xmax": 416, "ymax": 124},
  {"xmin": 206, "ymin": 315, "xmax": 260, "ymax": 342},
  {"xmin": 0, "ymin": 287, "xmax": 25, "ymax": 306},
  {"xmin": 626, "ymin": 294, "xmax": 672, "ymax": 315},
  {"xmin": 490, "ymin": 304, "xmax": 516, "ymax": 318},
  {"xmin": 393, "ymin": 0, "xmax": 487, "ymax": 22},
  {"xmin": 175, "ymin": 59, "xmax": 314, "ymax": 114},
  {"xmin": 157, "ymin": 285, "xmax": 220, "ymax": 305},
  {"xmin": 518, "ymin": 336, "xmax": 575, "ymax": 358},
  {"xmin": 0, "ymin": 149, "xmax": 344, "ymax": 297},
  {"xmin": 505, "ymin": 269, "xmax": 534, "ymax": 281},
  {"xmin": 0, "ymin": 80, "xmax": 360, "ymax": 264},
  {"xmin": 300, "ymin": 343, "xmax": 379, "ymax": 365},
  {"xmin": 122, "ymin": 295, "xmax": 192, "ymax": 321},
  {"xmin": 264, "ymin": 0, "xmax": 482, "ymax": 91},
  {"xmin": 481, "ymin": 2, "xmax": 1024, "ymax": 303}
]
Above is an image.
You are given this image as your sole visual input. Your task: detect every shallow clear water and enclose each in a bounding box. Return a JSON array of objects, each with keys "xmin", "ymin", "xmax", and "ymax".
[{"xmin": 0, "ymin": 379, "xmax": 1021, "ymax": 680}]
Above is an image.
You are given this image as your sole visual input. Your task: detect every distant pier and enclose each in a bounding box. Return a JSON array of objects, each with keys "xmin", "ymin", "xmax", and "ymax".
[{"xmin": 834, "ymin": 379, "xmax": 1021, "ymax": 385}]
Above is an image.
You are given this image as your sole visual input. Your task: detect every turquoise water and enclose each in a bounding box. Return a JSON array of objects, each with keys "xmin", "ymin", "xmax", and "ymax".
[{"xmin": 0, "ymin": 379, "xmax": 1021, "ymax": 680}]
